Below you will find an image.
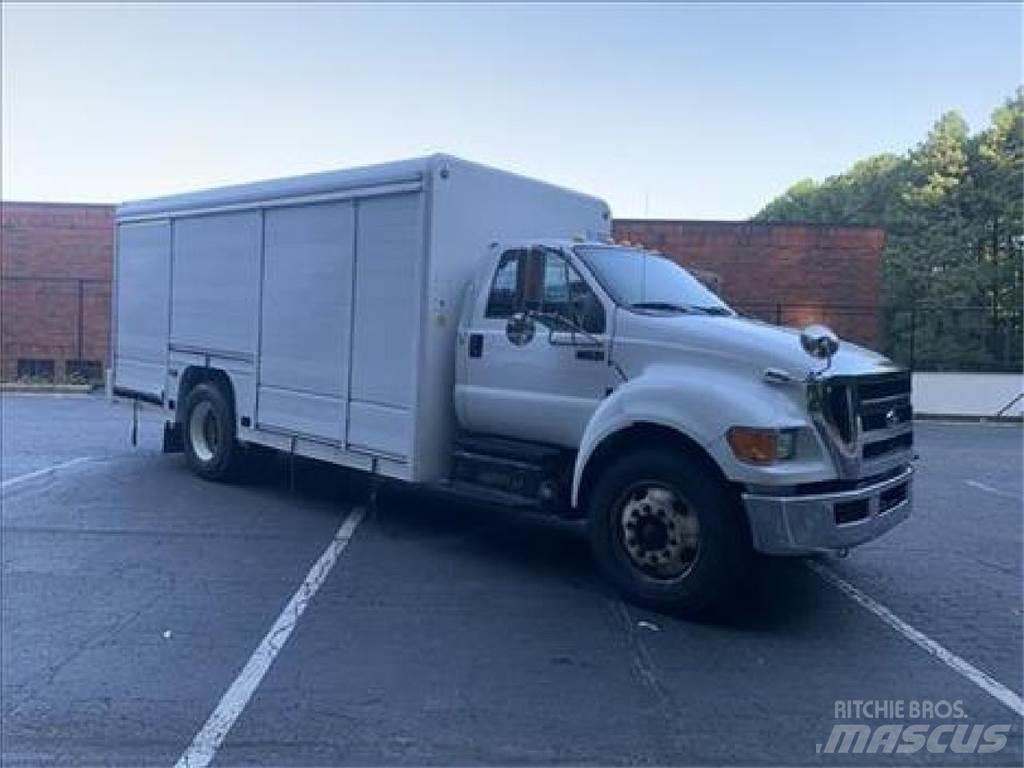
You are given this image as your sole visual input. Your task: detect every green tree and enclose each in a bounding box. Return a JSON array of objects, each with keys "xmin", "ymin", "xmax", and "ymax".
[{"xmin": 756, "ymin": 90, "xmax": 1023, "ymax": 371}]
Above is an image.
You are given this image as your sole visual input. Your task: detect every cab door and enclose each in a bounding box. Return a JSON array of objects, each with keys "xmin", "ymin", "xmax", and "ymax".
[{"xmin": 458, "ymin": 246, "xmax": 615, "ymax": 447}]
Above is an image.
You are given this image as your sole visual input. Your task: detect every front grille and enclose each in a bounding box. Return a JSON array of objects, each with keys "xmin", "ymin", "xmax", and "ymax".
[
  {"xmin": 825, "ymin": 385, "xmax": 854, "ymax": 444},
  {"xmin": 858, "ymin": 372, "xmax": 913, "ymax": 467},
  {"xmin": 812, "ymin": 380, "xmax": 856, "ymax": 445},
  {"xmin": 862, "ymin": 402, "xmax": 913, "ymax": 431},
  {"xmin": 810, "ymin": 371, "xmax": 913, "ymax": 478},
  {"xmin": 858, "ymin": 375, "xmax": 911, "ymax": 401},
  {"xmin": 863, "ymin": 430, "xmax": 913, "ymax": 459}
]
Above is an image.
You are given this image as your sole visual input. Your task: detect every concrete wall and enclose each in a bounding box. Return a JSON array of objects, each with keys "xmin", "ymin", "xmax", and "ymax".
[{"xmin": 913, "ymin": 372, "xmax": 1023, "ymax": 419}]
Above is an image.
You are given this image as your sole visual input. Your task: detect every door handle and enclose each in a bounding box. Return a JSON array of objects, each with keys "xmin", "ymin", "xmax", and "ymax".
[
  {"xmin": 469, "ymin": 334, "xmax": 483, "ymax": 358},
  {"xmin": 575, "ymin": 348, "xmax": 605, "ymax": 362}
]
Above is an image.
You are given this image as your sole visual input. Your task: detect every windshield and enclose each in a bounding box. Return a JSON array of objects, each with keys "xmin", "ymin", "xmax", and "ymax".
[{"xmin": 576, "ymin": 246, "xmax": 733, "ymax": 315}]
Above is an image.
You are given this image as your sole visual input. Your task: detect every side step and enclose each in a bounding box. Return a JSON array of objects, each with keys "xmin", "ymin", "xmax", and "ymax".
[
  {"xmin": 444, "ymin": 434, "xmax": 574, "ymax": 516},
  {"xmin": 433, "ymin": 479, "xmax": 544, "ymax": 511},
  {"xmin": 454, "ymin": 433, "xmax": 564, "ymax": 465}
]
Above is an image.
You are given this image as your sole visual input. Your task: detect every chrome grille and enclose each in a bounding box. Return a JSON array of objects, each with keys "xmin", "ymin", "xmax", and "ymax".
[
  {"xmin": 810, "ymin": 371, "xmax": 913, "ymax": 479},
  {"xmin": 857, "ymin": 372, "xmax": 913, "ymax": 469}
]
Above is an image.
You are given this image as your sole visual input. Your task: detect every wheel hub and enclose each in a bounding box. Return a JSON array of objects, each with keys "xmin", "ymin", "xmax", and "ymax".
[
  {"xmin": 637, "ymin": 518, "xmax": 669, "ymax": 551},
  {"xmin": 188, "ymin": 401, "xmax": 219, "ymax": 463},
  {"xmin": 619, "ymin": 484, "xmax": 700, "ymax": 579}
]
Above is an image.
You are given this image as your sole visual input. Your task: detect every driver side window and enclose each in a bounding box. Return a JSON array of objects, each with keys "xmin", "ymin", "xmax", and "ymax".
[
  {"xmin": 484, "ymin": 248, "xmax": 605, "ymax": 333},
  {"xmin": 484, "ymin": 249, "xmax": 524, "ymax": 318}
]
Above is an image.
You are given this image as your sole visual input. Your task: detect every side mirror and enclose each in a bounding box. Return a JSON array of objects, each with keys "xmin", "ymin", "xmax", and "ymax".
[
  {"xmin": 506, "ymin": 312, "xmax": 536, "ymax": 346},
  {"xmin": 578, "ymin": 293, "xmax": 605, "ymax": 334}
]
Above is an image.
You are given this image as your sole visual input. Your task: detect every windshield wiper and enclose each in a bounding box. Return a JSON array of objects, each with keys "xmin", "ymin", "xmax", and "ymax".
[{"xmin": 628, "ymin": 301, "xmax": 691, "ymax": 313}]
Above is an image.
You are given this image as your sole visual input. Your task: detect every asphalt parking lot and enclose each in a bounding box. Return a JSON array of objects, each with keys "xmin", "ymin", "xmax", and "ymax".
[{"xmin": 2, "ymin": 393, "xmax": 1022, "ymax": 766}]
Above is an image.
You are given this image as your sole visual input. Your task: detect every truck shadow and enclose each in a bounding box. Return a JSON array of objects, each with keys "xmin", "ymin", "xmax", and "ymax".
[{"xmin": 250, "ymin": 455, "xmax": 827, "ymax": 632}]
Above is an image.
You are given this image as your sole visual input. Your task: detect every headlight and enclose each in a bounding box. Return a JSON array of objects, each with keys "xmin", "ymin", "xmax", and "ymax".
[
  {"xmin": 776, "ymin": 429, "xmax": 797, "ymax": 460},
  {"xmin": 727, "ymin": 427, "xmax": 798, "ymax": 464}
]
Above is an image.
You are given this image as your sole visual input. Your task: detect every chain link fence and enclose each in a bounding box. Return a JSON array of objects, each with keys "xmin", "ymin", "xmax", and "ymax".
[{"xmin": 1, "ymin": 278, "xmax": 1020, "ymax": 382}]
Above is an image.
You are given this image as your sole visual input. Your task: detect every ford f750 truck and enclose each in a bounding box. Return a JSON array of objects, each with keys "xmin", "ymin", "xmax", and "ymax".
[{"xmin": 112, "ymin": 154, "xmax": 913, "ymax": 612}]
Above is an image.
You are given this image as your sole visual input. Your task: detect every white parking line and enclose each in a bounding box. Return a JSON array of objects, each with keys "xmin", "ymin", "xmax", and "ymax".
[
  {"xmin": 807, "ymin": 561, "xmax": 1024, "ymax": 717},
  {"xmin": 964, "ymin": 479, "xmax": 1022, "ymax": 501},
  {"xmin": 0, "ymin": 456, "xmax": 93, "ymax": 491},
  {"xmin": 174, "ymin": 506, "xmax": 366, "ymax": 768}
]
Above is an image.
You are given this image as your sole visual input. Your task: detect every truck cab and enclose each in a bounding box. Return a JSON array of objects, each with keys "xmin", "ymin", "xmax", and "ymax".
[{"xmin": 453, "ymin": 239, "xmax": 914, "ymax": 612}]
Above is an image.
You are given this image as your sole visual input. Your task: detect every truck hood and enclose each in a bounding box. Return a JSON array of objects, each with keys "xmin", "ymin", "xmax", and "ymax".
[{"xmin": 614, "ymin": 310, "xmax": 901, "ymax": 380}]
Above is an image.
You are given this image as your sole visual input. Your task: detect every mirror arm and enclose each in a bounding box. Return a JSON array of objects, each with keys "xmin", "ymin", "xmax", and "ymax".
[{"xmin": 527, "ymin": 310, "xmax": 601, "ymax": 347}]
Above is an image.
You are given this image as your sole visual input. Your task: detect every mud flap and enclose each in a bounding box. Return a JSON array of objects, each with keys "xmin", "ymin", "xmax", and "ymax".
[{"xmin": 162, "ymin": 421, "xmax": 184, "ymax": 454}]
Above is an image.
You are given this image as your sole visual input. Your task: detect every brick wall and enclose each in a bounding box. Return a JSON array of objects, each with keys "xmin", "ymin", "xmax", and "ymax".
[
  {"xmin": 0, "ymin": 202, "xmax": 885, "ymax": 382},
  {"xmin": 612, "ymin": 220, "xmax": 885, "ymax": 347},
  {"xmin": 1, "ymin": 202, "xmax": 115, "ymax": 381}
]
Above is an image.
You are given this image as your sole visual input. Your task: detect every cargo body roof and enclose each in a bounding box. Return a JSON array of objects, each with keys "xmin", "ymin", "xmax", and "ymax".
[{"xmin": 116, "ymin": 154, "xmax": 606, "ymax": 222}]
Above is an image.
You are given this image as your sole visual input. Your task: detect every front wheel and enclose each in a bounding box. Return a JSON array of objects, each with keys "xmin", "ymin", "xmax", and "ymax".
[
  {"xmin": 588, "ymin": 449, "xmax": 751, "ymax": 616},
  {"xmin": 183, "ymin": 382, "xmax": 241, "ymax": 481}
]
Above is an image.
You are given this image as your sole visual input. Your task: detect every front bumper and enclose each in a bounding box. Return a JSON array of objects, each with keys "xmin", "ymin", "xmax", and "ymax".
[{"xmin": 743, "ymin": 465, "xmax": 913, "ymax": 555}]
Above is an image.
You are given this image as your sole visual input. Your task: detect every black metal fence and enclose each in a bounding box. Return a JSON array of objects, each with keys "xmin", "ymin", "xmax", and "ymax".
[
  {"xmin": 1, "ymin": 277, "xmax": 1020, "ymax": 381},
  {"xmin": 736, "ymin": 301, "xmax": 1023, "ymax": 373}
]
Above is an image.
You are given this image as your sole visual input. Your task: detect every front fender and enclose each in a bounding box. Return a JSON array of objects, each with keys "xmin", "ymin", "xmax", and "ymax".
[{"xmin": 571, "ymin": 365, "xmax": 823, "ymax": 507}]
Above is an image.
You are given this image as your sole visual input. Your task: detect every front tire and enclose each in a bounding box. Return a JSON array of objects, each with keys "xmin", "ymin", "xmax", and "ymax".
[
  {"xmin": 588, "ymin": 448, "xmax": 751, "ymax": 616},
  {"xmin": 183, "ymin": 382, "xmax": 241, "ymax": 481}
]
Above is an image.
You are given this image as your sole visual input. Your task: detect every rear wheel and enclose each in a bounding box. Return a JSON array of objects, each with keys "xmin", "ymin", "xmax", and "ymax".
[
  {"xmin": 588, "ymin": 449, "xmax": 751, "ymax": 615},
  {"xmin": 183, "ymin": 382, "xmax": 241, "ymax": 481}
]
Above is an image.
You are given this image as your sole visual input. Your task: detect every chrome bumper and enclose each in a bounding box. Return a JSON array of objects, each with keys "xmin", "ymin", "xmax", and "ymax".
[{"xmin": 743, "ymin": 465, "xmax": 913, "ymax": 555}]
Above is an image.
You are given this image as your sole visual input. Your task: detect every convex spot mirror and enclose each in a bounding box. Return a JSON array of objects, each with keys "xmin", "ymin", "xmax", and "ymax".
[{"xmin": 800, "ymin": 324, "xmax": 840, "ymax": 360}]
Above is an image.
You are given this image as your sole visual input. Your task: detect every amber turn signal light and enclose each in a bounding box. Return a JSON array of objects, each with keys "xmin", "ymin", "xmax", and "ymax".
[{"xmin": 727, "ymin": 427, "xmax": 782, "ymax": 464}]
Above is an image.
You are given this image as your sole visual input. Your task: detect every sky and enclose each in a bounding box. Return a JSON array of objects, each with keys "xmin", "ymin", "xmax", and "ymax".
[{"xmin": 2, "ymin": 2, "xmax": 1021, "ymax": 219}]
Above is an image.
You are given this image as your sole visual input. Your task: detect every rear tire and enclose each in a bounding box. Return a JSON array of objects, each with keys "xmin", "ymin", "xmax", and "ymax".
[
  {"xmin": 588, "ymin": 448, "xmax": 751, "ymax": 616},
  {"xmin": 183, "ymin": 382, "xmax": 241, "ymax": 481}
]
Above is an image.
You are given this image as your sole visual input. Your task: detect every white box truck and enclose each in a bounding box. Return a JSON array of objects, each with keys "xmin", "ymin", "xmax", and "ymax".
[{"xmin": 113, "ymin": 154, "xmax": 914, "ymax": 612}]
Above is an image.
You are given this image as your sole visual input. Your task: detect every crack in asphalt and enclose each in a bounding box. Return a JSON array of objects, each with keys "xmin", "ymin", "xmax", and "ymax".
[
  {"xmin": 2, "ymin": 586, "xmax": 169, "ymax": 720},
  {"xmin": 609, "ymin": 599, "xmax": 690, "ymax": 760}
]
